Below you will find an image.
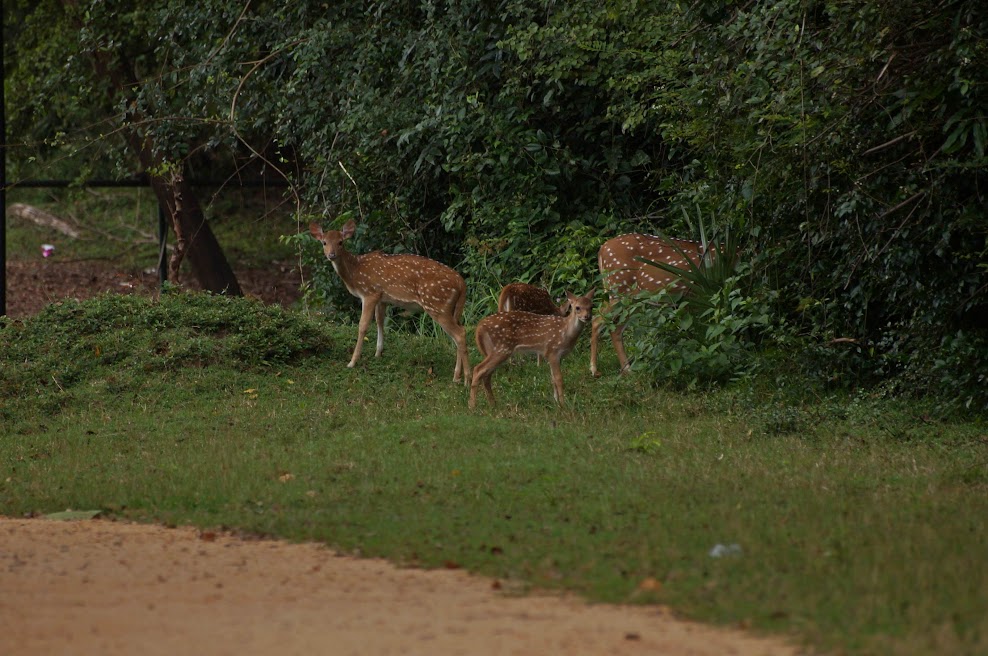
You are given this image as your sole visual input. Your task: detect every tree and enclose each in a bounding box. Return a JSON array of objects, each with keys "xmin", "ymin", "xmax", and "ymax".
[{"xmin": 7, "ymin": 0, "xmax": 245, "ymax": 294}]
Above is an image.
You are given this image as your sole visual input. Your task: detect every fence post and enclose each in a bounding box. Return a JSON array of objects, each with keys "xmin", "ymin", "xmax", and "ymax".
[
  {"xmin": 1, "ymin": 0, "xmax": 7, "ymax": 318},
  {"xmin": 158, "ymin": 201, "xmax": 168, "ymax": 287}
]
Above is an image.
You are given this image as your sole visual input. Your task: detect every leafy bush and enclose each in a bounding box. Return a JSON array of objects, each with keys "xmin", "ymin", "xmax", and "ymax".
[
  {"xmin": 898, "ymin": 330, "xmax": 988, "ymax": 414},
  {"xmin": 660, "ymin": 1, "xmax": 988, "ymax": 411},
  {"xmin": 616, "ymin": 278, "xmax": 776, "ymax": 389}
]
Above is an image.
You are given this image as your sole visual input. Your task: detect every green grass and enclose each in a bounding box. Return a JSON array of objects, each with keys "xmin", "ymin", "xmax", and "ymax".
[{"xmin": 1, "ymin": 293, "xmax": 987, "ymax": 656}]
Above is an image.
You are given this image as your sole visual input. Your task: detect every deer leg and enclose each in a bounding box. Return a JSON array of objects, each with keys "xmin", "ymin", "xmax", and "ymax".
[
  {"xmin": 469, "ymin": 356, "xmax": 490, "ymax": 409},
  {"xmin": 610, "ymin": 323, "xmax": 631, "ymax": 374},
  {"xmin": 432, "ymin": 312, "xmax": 471, "ymax": 386},
  {"xmin": 590, "ymin": 314, "xmax": 604, "ymax": 378},
  {"xmin": 547, "ymin": 354, "xmax": 565, "ymax": 405},
  {"xmin": 483, "ymin": 353, "xmax": 511, "ymax": 404},
  {"xmin": 454, "ymin": 323, "xmax": 471, "ymax": 387},
  {"xmin": 451, "ymin": 289, "xmax": 471, "ymax": 386},
  {"xmin": 469, "ymin": 351, "xmax": 509, "ymax": 408},
  {"xmin": 482, "ymin": 370, "xmax": 495, "ymax": 403},
  {"xmin": 374, "ymin": 303, "xmax": 387, "ymax": 357},
  {"xmin": 350, "ymin": 296, "xmax": 380, "ymax": 368}
]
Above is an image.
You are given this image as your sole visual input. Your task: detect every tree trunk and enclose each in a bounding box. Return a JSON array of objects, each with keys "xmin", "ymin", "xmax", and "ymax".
[{"xmin": 148, "ymin": 169, "xmax": 242, "ymax": 296}]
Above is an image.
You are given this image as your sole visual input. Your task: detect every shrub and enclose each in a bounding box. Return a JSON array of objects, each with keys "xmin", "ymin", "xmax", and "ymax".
[{"xmin": 616, "ymin": 278, "xmax": 776, "ymax": 389}]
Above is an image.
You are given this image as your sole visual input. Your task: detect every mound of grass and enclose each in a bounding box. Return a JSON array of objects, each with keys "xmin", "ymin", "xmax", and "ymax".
[{"xmin": 0, "ymin": 291, "xmax": 334, "ymax": 422}]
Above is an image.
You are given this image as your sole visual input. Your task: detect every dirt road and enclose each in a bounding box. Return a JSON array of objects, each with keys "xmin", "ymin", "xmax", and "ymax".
[{"xmin": 0, "ymin": 517, "xmax": 799, "ymax": 656}]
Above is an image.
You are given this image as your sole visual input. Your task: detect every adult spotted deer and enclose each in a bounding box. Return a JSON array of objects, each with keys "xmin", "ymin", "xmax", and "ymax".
[
  {"xmin": 470, "ymin": 289, "xmax": 594, "ymax": 408},
  {"xmin": 309, "ymin": 220, "xmax": 471, "ymax": 385},
  {"xmin": 497, "ymin": 283, "xmax": 565, "ymax": 316},
  {"xmin": 590, "ymin": 233, "xmax": 706, "ymax": 377}
]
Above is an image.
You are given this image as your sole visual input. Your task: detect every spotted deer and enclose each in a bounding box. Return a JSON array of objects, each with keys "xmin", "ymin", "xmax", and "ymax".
[
  {"xmin": 309, "ymin": 220, "xmax": 471, "ymax": 385},
  {"xmin": 497, "ymin": 282, "xmax": 565, "ymax": 316},
  {"xmin": 497, "ymin": 283, "xmax": 566, "ymax": 366},
  {"xmin": 470, "ymin": 289, "xmax": 594, "ymax": 408},
  {"xmin": 590, "ymin": 233, "xmax": 706, "ymax": 376}
]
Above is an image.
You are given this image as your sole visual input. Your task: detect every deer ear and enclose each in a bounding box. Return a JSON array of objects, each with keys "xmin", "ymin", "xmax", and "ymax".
[
  {"xmin": 341, "ymin": 220, "xmax": 357, "ymax": 239},
  {"xmin": 561, "ymin": 290, "xmax": 577, "ymax": 313},
  {"xmin": 308, "ymin": 222, "xmax": 323, "ymax": 238},
  {"xmin": 585, "ymin": 287, "xmax": 596, "ymax": 300}
]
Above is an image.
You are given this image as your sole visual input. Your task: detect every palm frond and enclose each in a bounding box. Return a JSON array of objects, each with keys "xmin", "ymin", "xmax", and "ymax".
[{"xmin": 635, "ymin": 208, "xmax": 743, "ymax": 310}]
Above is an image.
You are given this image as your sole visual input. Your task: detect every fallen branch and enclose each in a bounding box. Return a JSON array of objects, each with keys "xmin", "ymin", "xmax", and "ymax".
[
  {"xmin": 861, "ymin": 130, "xmax": 916, "ymax": 157},
  {"xmin": 7, "ymin": 203, "xmax": 82, "ymax": 239}
]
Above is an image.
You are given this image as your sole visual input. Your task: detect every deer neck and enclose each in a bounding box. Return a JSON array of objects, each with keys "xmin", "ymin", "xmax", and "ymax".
[
  {"xmin": 330, "ymin": 248, "xmax": 361, "ymax": 282},
  {"xmin": 561, "ymin": 312, "xmax": 587, "ymax": 345}
]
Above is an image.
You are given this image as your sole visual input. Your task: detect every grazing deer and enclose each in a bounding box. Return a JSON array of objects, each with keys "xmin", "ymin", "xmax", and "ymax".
[
  {"xmin": 497, "ymin": 282, "xmax": 565, "ymax": 316},
  {"xmin": 470, "ymin": 289, "xmax": 594, "ymax": 408},
  {"xmin": 590, "ymin": 233, "xmax": 706, "ymax": 377},
  {"xmin": 309, "ymin": 220, "xmax": 471, "ymax": 385},
  {"xmin": 497, "ymin": 282, "xmax": 566, "ymax": 366}
]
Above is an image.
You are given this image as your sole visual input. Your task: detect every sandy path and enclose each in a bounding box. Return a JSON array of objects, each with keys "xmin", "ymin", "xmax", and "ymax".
[{"xmin": 0, "ymin": 518, "xmax": 799, "ymax": 655}]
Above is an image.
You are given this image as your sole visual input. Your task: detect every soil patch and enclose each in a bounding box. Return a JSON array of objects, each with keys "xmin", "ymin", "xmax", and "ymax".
[{"xmin": 3, "ymin": 257, "xmax": 304, "ymax": 318}]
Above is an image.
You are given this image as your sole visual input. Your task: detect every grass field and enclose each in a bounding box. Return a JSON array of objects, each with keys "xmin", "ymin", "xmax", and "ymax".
[{"xmin": 2, "ymin": 190, "xmax": 987, "ymax": 655}]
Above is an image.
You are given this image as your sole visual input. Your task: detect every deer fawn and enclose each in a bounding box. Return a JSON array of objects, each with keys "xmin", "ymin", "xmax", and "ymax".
[
  {"xmin": 309, "ymin": 220, "xmax": 471, "ymax": 385},
  {"xmin": 470, "ymin": 289, "xmax": 594, "ymax": 408},
  {"xmin": 497, "ymin": 282, "xmax": 566, "ymax": 366},
  {"xmin": 590, "ymin": 233, "xmax": 706, "ymax": 377}
]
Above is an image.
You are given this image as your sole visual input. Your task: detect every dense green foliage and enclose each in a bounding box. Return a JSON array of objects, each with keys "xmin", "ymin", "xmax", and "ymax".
[
  {"xmin": 671, "ymin": 2, "xmax": 988, "ymax": 410},
  {"xmin": 5, "ymin": 0, "xmax": 986, "ymax": 410}
]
